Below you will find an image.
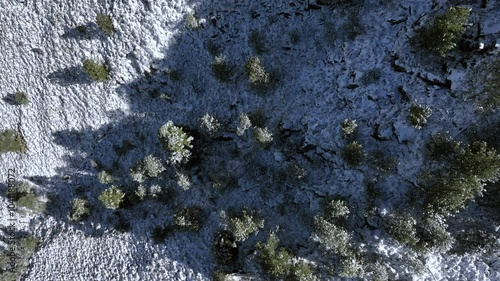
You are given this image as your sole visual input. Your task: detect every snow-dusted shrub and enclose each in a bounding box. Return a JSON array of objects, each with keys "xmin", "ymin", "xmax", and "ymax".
[
  {"xmin": 213, "ymin": 230, "xmax": 238, "ymax": 266},
  {"xmin": 472, "ymin": 60, "xmax": 500, "ymax": 110},
  {"xmin": 98, "ymin": 186, "xmax": 125, "ymax": 209},
  {"xmin": 367, "ymin": 262, "xmax": 389, "ymax": 281},
  {"xmin": 211, "ymin": 55, "xmax": 233, "ymax": 82},
  {"xmin": 135, "ymin": 185, "xmax": 147, "ymax": 200},
  {"xmin": 425, "ymin": 131, "xmax": 460, "ymax": 161},
  {"xmin": 0, "ymin": 129, "xmax": 26, "ymax": 154},
  {"xmin": 158, "ymin": 121, "xmax": 193, "ymax": 164},
  {"xmin": 338, "ymin": 256, "xmax": 365, "ymax": 278},
  {"xmin": 325, "ymin": 199, "xmax": 350, "ymax": 219},
  {"xmin": 385, "ymin": 213, "xmax": 419, "ymax": 246},
  {"xmin": 83, "ymin": 59, "xmax": 109, "ymax": 81},
  {"xmin": 408, "ymin": 103, "xmax": 432, "ymax": 129},
  {"xmin": 249, "ymin": 30, "xmax": 267, "ymax": 54},
  {"xmin": 176, "ymin": 171, "xmax": 191, "ymax": 190},
  {"xmin": 98, "ymin": 171, "xmax": 115, "ymax": 185},
  {"xmin": 96, "ymin": 13, "xmax": 115, "ymax": 35},
  {"xmin": 417, "ymin": 213, "xmax": 454, "ymax": 253},
  {"xmin": 415, "ymin": 7, "xmax": 470, "ymax": 55},
  {"xmin": 199, "ymin": 113, "xmax": 221, "ymax": 136},
  {"xmin": 246, "ymin": 56, "xmax": 270, "ymax": 88},
  {"xmin": 313, "ymin": 216, "xmax": 351, "ymax": 255},
  {"xmin": 291, "ymin": 261, "xmax": 316, "ymax": 281},
  {"xmin": 254, "ymin": 127, "xmax": 273, "ymax": 144},
  {"xmin": 343, "ymin": 141, "xmax": 364, "ymax": 166},
  {"xmin": 142, "ymin": 155, "xmax": 165, "ymax": 178},
  {"xmin": 185, "ymin": 12, "xmax": 200, "ymax": 29},
  {"xmin": 68, "ymin": 198, "xmax": 90, "ymax": 222},
  {"xmin": 341, "ymin": 119, "xmax": 357, "ymax": 137},
  {"xmin": 228, "ymin": 209, "xmax": 264, "ymax": 241},
  {"xmin": 424, "ymin": 141, "xmax": 500, "ymax": 214},
  {"xmin": 174, "ymin": 206, "xmax": 203, "ymax": 231},
  {"xmin": 13, "ymin": 91, "xmax": 29, "ymax": 105},
  {"xmin": 236, "ymin": 113, "xmax": 252, "ymax": 136},
  {"xmin": 256, "ymin": 233, "xmax": 292, "ymax": 279}
]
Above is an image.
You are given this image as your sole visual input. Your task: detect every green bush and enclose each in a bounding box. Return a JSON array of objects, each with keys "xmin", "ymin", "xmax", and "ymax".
[
  {"xmin": 68, "ymin": 198, "xmax": 90, "ymax": 221},
  {"xmin": 385, "ymin": 213, "xmax": 419, "ymax": 247},
  {"xmin": 17, "ymin": 193, "xmax": 45, "ymax": 213},
  {"xmin": 415, "ymin": 7, "xmax": 470, "ymax": 55},
  {"xmin": 289, "ymin": 261, "xmax": 316, "ymax": 281},
  {"xmin": 343, "ymin": 141, "xmax": 364, "ymax": 166},
  {"xmin": 174, "ymin": 206, "xmax": 203, "ymax": 231},
  {"xmin": 425, "ymin": 132, "xmax": 460, "ymax": 161},
  {"xmin": 416, "ymin": 213, "xmax": 454, "ymax": 253},
  {"xmin": 256, "ymin": 233, "xmax": 292, "ymax": 279},
  {"xmin": 98, "ymin": 186, "xmax": 125, "ymax": 209},
  {"xmin": 338, "ymin": 256, "xmax": 365, "ymax": 278},
  {"xmin": 199, "ymin": 114, "xmax": 221, "ymax": 136},
  {"xmin": 246, "ymin": 56, "xmax": 270, "ymax": 89},
  {"xmin": 227, "ymin": 209, "xmax": 264, "ymax": 241},
  {"xmin": 472, "ymin": 60, "xmax": 500, "ymax": 110},
  {"xmin": 408, "ymin": 103, "xmax": 432, "ymax": 129},
  {"xmin": 158, "ymin": 121, "xmax": 193, "ymax": 164},
  {"xmin": 0, "ymin": 129, "xmax": 26, "ymax": 154},
  {"xmin": 98, "ymin": 170, "xmax": 116, "ymax": 185},
  {"xmin": 96, "ymin": 13, "xmax": 115, "ymax": 35},
  {"xmin": 83, "ymin": 59, "xmax": 109, "ymax": 81},
  {"xmin": 185, "ymin": 13, "xmax": 200, "ymax": 29},
  {"xmin": 211, "ymin": 56, "xmax": 233, "ymax": 82},
  {"xmin": 325, "ymin": 199, "xmax": 350, "ymax": 220},
  {"xmin": 312, "ymin": 216, "xmax": 351, "ymax": 255},
  {"xmin": 13, "ymin": 91, "xmax": 29, "ymax": 105},
  {"xmin": 341, "ymin": 119, "xmax": 357, "ymax": 138}
]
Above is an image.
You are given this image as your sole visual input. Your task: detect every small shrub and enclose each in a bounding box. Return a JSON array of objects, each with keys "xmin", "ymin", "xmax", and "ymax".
[
  {"xmin": 98, "ymin": 186, "xmax": 125, "ymax": 209},
  {"xmin": 417, "ymin": 213, "xmax": 454, "ymax": 253},
  {"xmin": 174, "ymin": 206, "xmax": 203, "ymax": 231},
  {"xmin": 176, "ymin": 171, "xmax": 191, "ymax": 190},
  {"xmin": 98, "ymin": 170, "xmax": 116, "ymax": 185},
  {"xmin": 338, "ymin": 256, "xmax": 365, "ymax": 278},
  {"xmin": 325, "ymin": 199, "xmax": 350, "ymax": 220},
  {"xmin": 249, "ymin": 30, "xmax": 267, "ymax": 54},
  {"xmin": 408, "ymin": 103, "xmax": 432, "ymax": 129},
  {"xmin": 158, "ymin": 121, "xmax": 193, "ymax": 164},
  {"xmin": 343, "ymin": 141, "xmax": 364, "ymax": 166},
  {"xmin": 254, "ymin": 127, "xmax": 273, "ymax": 144},
  {"xmin": 415, "ymin": 7, "xmax": 470, "ymax": 55},
  {"xmin": 471, "ymin": 60, "xmax": 500, "ymax": 110},
  {"xmin": 256, "ymin": 233, "xmax": 292, "ymax": 279},
  {"xmin": 135, "ymin": 185, "xmax": 147, "ymax": 200},
  {"xmin": 425, "ymin": 131, "xmax": 460, "ymax": 161},
  {"xmin": 312, "ymin": 216, "xmax": 351, "ymax": 255},
  {"xmin": 290, "ymin": 261, "xmax": 316, "ymax": 281},
  {"xmin": 341, "ymin": 119, "xmax": 357, "ymax": 137},
  {"xmin": 236, "ymin": 113, "xmax": 252, "ymax": 136},
  {"xmin": 16, "ymin": 193, "xmax": 45, "ymax": 213},
  {"xmin": 451, "ymin": 141, "xmax": 500, "ymax": 180},
  {"xmin": 185, "ymin": 12, "xmax": 200, "ymax": 29},
  {"xmin": 211, "ymin": 55, "xmax": 233, "ymax": 82},
  {"xmin": 213, "ymin": 230, "xmax": 238, "ymax": 266},
  {"xmin": 0, "ymin": 129, "xmax": 26, "ymax": 154},
  {"xmin": 199, "ymin": 114, "xmax": 221, "ymax": 136},
  {"xmin": 386, "ymin": 213, "xmax": 419, "ymax": 246},
  {"xmin": 246, "ymin": 56, "xmax": 270, "ymax": 88},
  {"xmin": 13, "ymin": 91, "xmax": 29, "ymax": 105},
  {"xmin": 369, "ymin": 150, "xmax": 397, "ymax": 173},
  {"xmin": 96, "ymin": 13, "xmax": 115, "ymax": 35},
  {"xmin": 83, "ymin": 59, "xmax": 109, "ymax": 81},
  {"xmin": 141, "ymin": 155, "xmax": 165, "ymax": 178},
  {"xmin": 0, "ymin": 236, "xmax": 40, "ymax": 281},
  {"xmin": 68, "ymin": 198, "xmax": 90, "ymax": 221},
  {"xmin": 228, "ymin": 209, "xmax": 264, "ymax": 241}
]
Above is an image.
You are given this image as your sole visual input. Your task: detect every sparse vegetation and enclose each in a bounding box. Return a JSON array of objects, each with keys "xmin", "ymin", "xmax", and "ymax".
[
  {"xmin": 158, "ymin": 121, "xmax": 193, "ymax": 164},
  {"xmin": 227, "ymin": 209, "xmax": 264, "ymax": 242},
  {"xmin": 13, "ymin": 91, "xmax": 29, "ymax": 105},
  {"xmin": 343, "ymin": 141, "xmax": 364, "ymax": 166},
  {"xmin": 68, "ymin": 198, "xmax": 90, "ymax": 221},
  {"xmin": 415, "ymin": 7, "xmax": 470, "ymax": 55},
  {"xmin": 0, "ymin": 129, "xmax": 26, "ymax": 154},
  {"xmin": 408, "ymin": 103, "xmax": 432, "ymax": 129},
  {"xmin": 98, "ymin": 186, "xmax": 125, "ymax": 209},
  {"xmin": 256, "ymin": 233, "xmax": 292, "ymax": 279},
  {"xmin": 312, "ymin": 216, "xmax": 351, "ymax": 255},
  {"xmin": 211, "ymin": 55, "xmax": 233, "ymax": 82},
  {"xmin": 246, "ymin": 56, "xmax": 270, "ymax": 89},
  {"xmin": 83, "ymin": 59, "xmax": 109, "ymax": 81},
  {"xmin": 174, "ymin": 206, "xmax": 203, "ymax": 231},
  {"xmin": 96, "ymin": 13, "xmax": 115, "ymax": 35}
]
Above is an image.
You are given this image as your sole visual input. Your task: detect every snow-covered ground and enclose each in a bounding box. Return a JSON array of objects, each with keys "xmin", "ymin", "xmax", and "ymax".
[{"xmin": 0, "ymin": 0, "xmax": 499, "ymax": 280}]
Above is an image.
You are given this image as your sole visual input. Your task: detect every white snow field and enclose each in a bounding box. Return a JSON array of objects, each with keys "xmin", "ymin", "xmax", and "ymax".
[{"xmin": 0, "ymin": 0, "xmax": 499, "ymax": 280}]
